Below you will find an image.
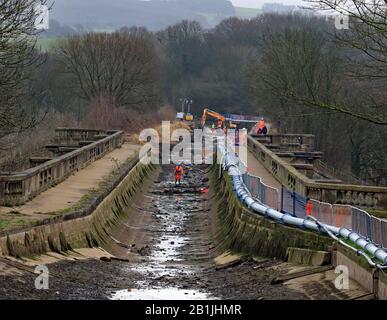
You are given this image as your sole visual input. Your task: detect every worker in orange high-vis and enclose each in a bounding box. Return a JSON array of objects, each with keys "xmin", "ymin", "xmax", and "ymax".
[
  {"xmin": 306, "ymin": 197, "xmax": 313, "ymax": 216},
  {"xmin": 174, "ymin": 164, "xmax": 184, "ymax": 185},
  {"xmin": 257, "ymin": 117, "xmax": 267, "ymax": 135}
]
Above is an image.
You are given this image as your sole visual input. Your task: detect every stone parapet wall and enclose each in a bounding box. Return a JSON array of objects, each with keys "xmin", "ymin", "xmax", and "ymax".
[
  {"xmin": 0, "ymin": 156, "xmax": 155, "ymax": 257},
  {"xmin": 248, "ymin": 135, "xmax": 387, "ymax": 209},
  {"xmin": 0, "ymin": 129, "xmax": 124, "ymax": 206},
  {"xmin": 210, "ymin": 164, "xmax": 334, "ymax": 260}
]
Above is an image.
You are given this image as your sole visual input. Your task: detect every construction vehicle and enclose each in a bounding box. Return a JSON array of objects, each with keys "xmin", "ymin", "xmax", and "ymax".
[
  {"xmin": 176, "ymin": 112, "xmax": 193, "ymax": 122},
  {"xmin": 176, "ymin": 98, "xmax": 194, "ymax": 123},
  {"xmin": 201, "ymin": 108, "xmax": 240, "ymax": 130},
  {"xmin": 184, "ymin": 113, "xmax": 193, "ymax": 121},
  {"xmin": 201, "ymin": 108, "xmax": 268, "ymax": 136},
  {"xmin": 201, "ymin": 108, "xmax": 226, "ymax": 128}
]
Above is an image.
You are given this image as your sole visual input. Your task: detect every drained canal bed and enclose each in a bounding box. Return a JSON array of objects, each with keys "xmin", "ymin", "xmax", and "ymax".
[
  {"xmin": 110, "ymin": 164, "xmax": 216, "ymax": 300},
  {"xmin": 0, "ymin": 165, "xmax": 319, "ymax": 300}
]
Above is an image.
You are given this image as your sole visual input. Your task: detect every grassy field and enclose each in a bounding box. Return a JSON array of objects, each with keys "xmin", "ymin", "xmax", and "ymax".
[
  {"xmin": 234, "ymin": 6, "xmax": 261, "ymax": 18},
  {"xmin": 36, "ymin": 37, "xmax": 65, "ymax": 52}
]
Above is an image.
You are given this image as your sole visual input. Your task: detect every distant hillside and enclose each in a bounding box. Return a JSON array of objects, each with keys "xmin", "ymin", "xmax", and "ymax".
[
  {"xmin": 234, "ymin": 6, "xmax": 261, "ymax": 18},
  {"xmin": 47, "ymin": 0, "xmax": 236, "ymax": 31}
]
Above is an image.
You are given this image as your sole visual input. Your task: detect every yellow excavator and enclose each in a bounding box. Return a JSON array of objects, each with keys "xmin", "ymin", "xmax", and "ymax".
[{"xmin": 201, "ymin": 108, "xmax": 237, "ymax": 129}]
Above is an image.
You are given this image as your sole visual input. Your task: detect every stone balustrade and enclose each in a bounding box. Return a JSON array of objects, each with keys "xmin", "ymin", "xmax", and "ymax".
[
  {"xmin": 54, "ymin": 128, "xmax": 112, "ymax": 144},
  {"xmin": 248, "ymin": 135, "xmax": 387, "ymax": 209},
  {"xmin": 0, "ymin": 129, "xmax": 124, "ymax": 206},
  {"xmin": 253, "ymin": 133, "xmax": 315, "ymax": 152}
]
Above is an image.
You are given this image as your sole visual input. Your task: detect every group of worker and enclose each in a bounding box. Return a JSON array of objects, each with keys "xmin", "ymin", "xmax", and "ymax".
[
  {"xmin": 175, "ymin": 113, "xmax": 315, "ymax": 216},
  {"xmin": 174, "ymin": 114, "xmax": 268, "ymax": 185}
]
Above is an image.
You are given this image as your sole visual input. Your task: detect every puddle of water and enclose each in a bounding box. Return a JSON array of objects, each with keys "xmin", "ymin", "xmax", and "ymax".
[
  {"xmin": 111, "ymin": 287, "xmax": 214, "ymax": 300},
  {"xmin": 152, "ymin": 235, "xmax": 189, "ymax": 262}
]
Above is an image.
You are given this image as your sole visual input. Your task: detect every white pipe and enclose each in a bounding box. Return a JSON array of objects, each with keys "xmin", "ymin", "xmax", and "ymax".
[{"xmin": 218, "ymin": 140, "xmax": 387, "ymax": 267}]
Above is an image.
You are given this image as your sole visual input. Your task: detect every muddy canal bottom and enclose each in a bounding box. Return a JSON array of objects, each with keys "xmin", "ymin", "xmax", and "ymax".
[
  {"xmin": 111, "ymin": 165, "xmax": 215, "ymax": 300},
  {"xmin": 0, "ymin": 164, "xmax": 310, "ymax": 300}
]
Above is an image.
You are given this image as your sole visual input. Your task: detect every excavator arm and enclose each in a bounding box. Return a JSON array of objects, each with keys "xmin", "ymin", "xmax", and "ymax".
[{"xmin": 201, "ymin": 108, "xmax": 225, "ymax": 128}]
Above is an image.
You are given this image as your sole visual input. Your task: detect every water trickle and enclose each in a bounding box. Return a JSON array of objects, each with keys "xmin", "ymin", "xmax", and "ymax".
[
  {"xmin": 110, "ymin": 166, "xmax": 216, "ymax": 300},
  {"xmin": 112, "ymin": 287, "xmax": 214, "ymax": 300}
]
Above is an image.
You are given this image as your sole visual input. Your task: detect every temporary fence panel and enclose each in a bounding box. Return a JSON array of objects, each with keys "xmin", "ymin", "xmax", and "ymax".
[
  {"xmin": 258, "ymin": 177, "xmax": 266, "ymax": 202},
  {"xmin": 332, "ymin": 205, "xmax": 352, "ymax": 229},
  {"xmin": 370, "ymin": 216, "xmax": 384, "ymax": 247},
  {"xmin": 351, "ymin": 207, "xmax": 372, "ymax": 240},
  {"xmin": 262, "ymin": 183, "xmax": 280, "ymax": 211},
  {"xmin": 243, "ymin": 174, "xmax": 256, "ymax": 200},
  {"xmin": 242, "ymin": 173, "xmax": 251, "ymax": 194},
  {"xmin": 294, "ymin": 192, "xmax": 307, "ymax": 219},
  {"xmin": 307, "ymin": 199, "xmax": 333, "ymax": 226},
  {"xmin": 243, "ymin": 173, "xmax": 279, "ymax": 210},
  {"xmin": 382, "ymin": 219, "xmax": 387, "ymax": 249},
  {"xmin": 319, "ymin": 202, "xmax": 333, "ymax": 226},
  {"xmin": 243, "ymin": 174, "xmax": 261, "ymax": 201},
  {"xmin": 242, "ymin": 172, "xmax": 386, "ymax": 249},
  {"xmin": 281, "ymin": 186, "xmax": 306, "ymax": 217},
  {"xmin": 309, "ymin": 199, "xmax": 321, "ymax": 220},
  {"xmin": 281, "ymin": 186, "xmax": 294, "ymax": 215}
]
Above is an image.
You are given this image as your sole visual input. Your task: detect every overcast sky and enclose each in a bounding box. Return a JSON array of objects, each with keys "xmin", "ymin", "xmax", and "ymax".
[{"xmin": 230, "ymin": 0, "xmax": 306, "ymax": 8}]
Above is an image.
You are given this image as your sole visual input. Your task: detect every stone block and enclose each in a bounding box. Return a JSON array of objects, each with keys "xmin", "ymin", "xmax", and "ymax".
[{"xmin": 286, "ymin": 247, "xmax": 331, "ymax": 266}]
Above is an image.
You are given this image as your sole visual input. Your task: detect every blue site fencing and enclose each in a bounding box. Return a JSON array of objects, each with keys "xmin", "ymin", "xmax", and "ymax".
[
  {"xmin": 242, "ymin": 172, "xmax": 387, "ymax": 249},
  {"xmin": 225, "ymin": 114, "xmax": 261, "ymax": 123}
]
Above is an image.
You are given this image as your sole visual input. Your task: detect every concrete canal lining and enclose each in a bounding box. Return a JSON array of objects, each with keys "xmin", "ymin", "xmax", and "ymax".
[{"xmin": 0, "ymin": 157, "xmax": 156, "ymax": 257}]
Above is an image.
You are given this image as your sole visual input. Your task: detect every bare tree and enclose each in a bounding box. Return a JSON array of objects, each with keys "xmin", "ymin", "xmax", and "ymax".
[
  {"xmin": 0, "ymin": 0, "xmax": 48, "ymax": 139},
  {"xmin": 249, "ymin": 23, "xmax": 342, "ymax": 128},
  {"xmin": 248, "ymin": 13, "xmax": 387, "ymax": 184},
  {"xmin": 296, "ymin": 0, "xmax": 387, "ymax": 125},
  {"xmin": 57, "ymin": 29, "xmax": 161, "ymax": 109}
]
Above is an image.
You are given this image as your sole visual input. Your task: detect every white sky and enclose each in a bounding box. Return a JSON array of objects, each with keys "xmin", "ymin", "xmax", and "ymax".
[{"xmin": 230, "ymin": 0, "xmax": 306, "ymax": 8}]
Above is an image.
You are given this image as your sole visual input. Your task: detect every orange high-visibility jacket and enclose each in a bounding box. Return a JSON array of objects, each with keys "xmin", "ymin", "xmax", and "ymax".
[
  {"xmin": 175, "ymin": 165, "xmax": 183, "ymax": 179},
  {"xmin": 306, "ymin": 201, "xmax": 313, "ymax": 215},
  {"xmin": 258, "ymin": 119, "xmax": 265, "ymax": 129}
]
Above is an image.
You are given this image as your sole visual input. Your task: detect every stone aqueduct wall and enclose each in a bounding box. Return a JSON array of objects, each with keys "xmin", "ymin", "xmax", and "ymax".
[
  {"xmin": 211, "ymin": 163, "xmax": 387, "ymax": 299},
  {"xmin": 248, "ymin": 135, "xmax": 387, "ymax": 209},
  {"xmin": 0, "ymin": 158, "xmax": 155, "ymax": 257},
  {"xmin": 0, "ymin": 128, "xmax": 124, "ymax": 206},
  {"xmin": 334, "ymin": 245, "xmax": 387, "ymax": 300},
  {"xmin": 210, "ymin": 164, "xmax": 334, "ymax": 260}
]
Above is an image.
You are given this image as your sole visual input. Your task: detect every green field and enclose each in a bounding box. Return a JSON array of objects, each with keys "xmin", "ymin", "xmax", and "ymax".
[
  {"xmin": 234, "ymin": 6, "xmax": 261, "ymax": 18},
  {"xmin": 36, "ymin": 37, "xmax": 65, "ymax": 52}
]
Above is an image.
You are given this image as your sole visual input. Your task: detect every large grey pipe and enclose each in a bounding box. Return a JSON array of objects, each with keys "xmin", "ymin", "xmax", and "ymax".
[{"xmin": 218, "ymin": 140, "xmax": 387, "ymax": 267}]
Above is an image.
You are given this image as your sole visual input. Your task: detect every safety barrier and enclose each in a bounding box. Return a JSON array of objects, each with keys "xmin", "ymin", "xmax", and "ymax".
[
  {"xmin": 309, "ymin": 199, "xmax": 333, "ymax": 226},
  {"xmin": 302, "ymin": 200, "xmax": 387, "ymax": 248},
  {"xmin": 241, "ymin": 175, "xmax": 387, "ymax": 249},
  {"xmin": 222, "ymin": 136, "xmax": 387, "ymax": 250},
  {"xmin": 280, "ymin": 187, "xmax": 387, "ymax": 249},
  {"xmin": 220, "ymin": 139, "xmax": 387, "ymax": 267},
  {"xmin": 280, "ymin": 187, "xmax": 307, "ymax": 219},
  {"xmin": 332, "ymin": 205, "xmax": 352, "ymax": 230},
  {"xmin": 242, "ymin": 173, "xmax": 280, "ymax": 211},
  {"xmin": 225, "ymin": 114, "xmax": 261, "ymax": 123}
]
